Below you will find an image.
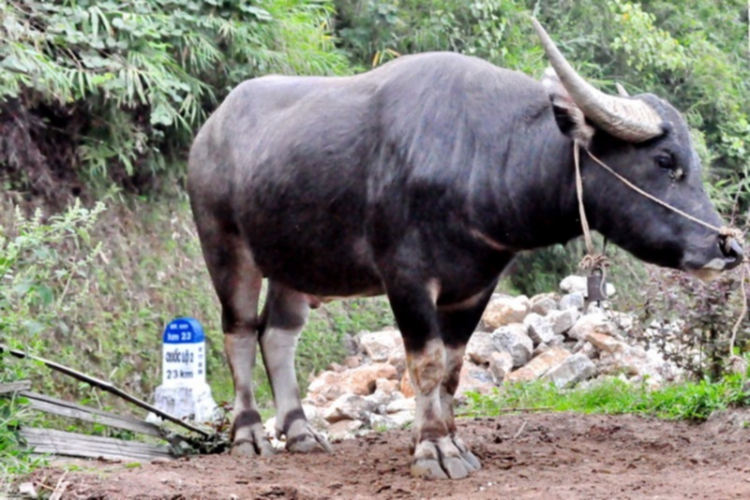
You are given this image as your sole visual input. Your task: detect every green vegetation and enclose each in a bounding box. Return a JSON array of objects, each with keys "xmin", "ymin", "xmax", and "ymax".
[
  {"xmin": 463, "ymin": 371, "xmax": 750, "ymax": 422},
  {"xmin": 1, "ymin": 0, "xmax": 348, "ymax": 198}
]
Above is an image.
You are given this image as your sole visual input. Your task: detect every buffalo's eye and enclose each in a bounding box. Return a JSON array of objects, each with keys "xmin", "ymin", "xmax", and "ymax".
[
  {"xmin": 656, "ymin": 153, "xmax": 675, "ymax": 170},
  {"xmin": 656, "ymin": 153, "xmax": 684, "ymax": 179}
]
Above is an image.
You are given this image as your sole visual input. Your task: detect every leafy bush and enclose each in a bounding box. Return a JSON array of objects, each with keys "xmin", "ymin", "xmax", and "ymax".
[
  {"xmin": 0, "ymin": 387, "xmax": 43, "ymax": 482},
  {"xmin": 0, "ymin": 199, "xmax": 105, "ymax": 346},
  {"xmin": 635, "ymin": 267, "xmax": 749, "ymax": 379},
  {"xmin": 336, "ymin": 0, "xmax": 539, "ymax": 72},
  {"xmin": 0, "ymin": 0, "xmax": 348, "ymax": 200}
]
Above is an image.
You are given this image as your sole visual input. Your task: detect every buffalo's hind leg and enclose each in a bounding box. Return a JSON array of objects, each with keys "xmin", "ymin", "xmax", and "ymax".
[
  {"xmin": 193, "ymin": 213, "xmax": 273, "ymax": 457},
  {"xmin": 385, "ymin": 280, "xmax": 475, "ymax": 480},
  {"xmin": 259, "ymin": 281, "xmax": 332, "ymax": 453}
]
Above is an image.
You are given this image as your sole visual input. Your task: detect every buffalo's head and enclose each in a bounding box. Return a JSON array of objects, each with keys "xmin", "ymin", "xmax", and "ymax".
[{"xmin": 533, "ymin": 19, "xmax": 743, "ymax": 280}]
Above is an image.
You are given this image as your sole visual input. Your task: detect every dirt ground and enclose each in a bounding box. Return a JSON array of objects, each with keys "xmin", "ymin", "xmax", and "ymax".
[{"xmin": 26, "ymin": 411, "xmax": 750, "ymax": 500}]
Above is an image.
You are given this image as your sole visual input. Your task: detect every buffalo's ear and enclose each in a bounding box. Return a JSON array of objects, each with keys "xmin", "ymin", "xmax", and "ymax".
[{"xmin": 541, "ymin": 67, "xmax": 595, "ymax": 147}]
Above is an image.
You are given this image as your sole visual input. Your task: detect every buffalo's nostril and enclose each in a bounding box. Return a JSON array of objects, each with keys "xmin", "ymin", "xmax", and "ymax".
[{"xmin": 720, "ymin": 236, "xmax": 743, "ymax": 267}]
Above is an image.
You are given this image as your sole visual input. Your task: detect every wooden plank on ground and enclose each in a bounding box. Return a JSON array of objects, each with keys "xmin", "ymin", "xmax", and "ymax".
[
  {"xmin": 0, "ymin": 380, "xmax": 32, "ymax": 394},
  {"xmin": 20, "ymin": 427, "xmax": 173, "ymax": 462},
  {"xmin": 0, "ymin": 345, "xmax": 210, "ymax": 437},
  {"xmin": 18, "ymin": 391, "xmax": 162, "ymax": 438}
]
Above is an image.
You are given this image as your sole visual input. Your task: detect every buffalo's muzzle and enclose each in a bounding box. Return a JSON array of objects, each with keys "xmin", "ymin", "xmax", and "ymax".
[{"xmin": 720, "ymin": 235, "xmax": 744, "ymax": 270}]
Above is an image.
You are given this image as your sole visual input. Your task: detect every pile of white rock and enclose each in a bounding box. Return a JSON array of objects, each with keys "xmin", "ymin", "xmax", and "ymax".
[{"xmin": 265, "ymin": 276, "xmax": 684, "ymax": 442}]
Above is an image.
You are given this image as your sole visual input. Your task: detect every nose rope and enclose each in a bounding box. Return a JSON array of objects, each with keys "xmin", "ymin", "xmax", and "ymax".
[
  {"xmin": 573, "ymin": 140, "xmax": 748, "ymax": 373},
  {"xmin": 572, "ymin": 143, "xmax": 596, "ymax": 258}
]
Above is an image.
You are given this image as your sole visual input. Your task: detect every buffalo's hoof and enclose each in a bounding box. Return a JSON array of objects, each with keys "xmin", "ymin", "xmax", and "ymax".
[
  {"xmin": 230, "ymin": 435, "xmax": 275, "ymax": 457},
  {"xmin": 452, "ymin": 435, "xmax": 481, "ymax": 471},
  {"xmin": 410, "ymin": 436, "xmax": 480, "ymax": 480},
  {"xmin": 285, "ymin": 422, "xmax": 333, "ymax": 454}
]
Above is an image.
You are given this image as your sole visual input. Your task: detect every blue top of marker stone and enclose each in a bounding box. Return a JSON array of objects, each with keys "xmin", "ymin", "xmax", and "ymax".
[{"xmin": 163, "ymin": 317, "xmax": 205, "ymax": 344}]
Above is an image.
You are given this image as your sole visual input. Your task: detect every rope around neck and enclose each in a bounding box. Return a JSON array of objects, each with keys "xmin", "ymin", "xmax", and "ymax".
[
  {"xmin": 573, "ymin": 143, "xmax": 593, "ymax": 256},
  {"xmin": 573, "ymin": 141, "xmax": 609, "ymax": 305}
]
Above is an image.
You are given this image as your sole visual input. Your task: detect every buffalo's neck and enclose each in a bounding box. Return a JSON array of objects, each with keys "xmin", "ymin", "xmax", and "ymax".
[{"xmin": 468, "ymin": 131, "xmax": 582, "ymax": 250}]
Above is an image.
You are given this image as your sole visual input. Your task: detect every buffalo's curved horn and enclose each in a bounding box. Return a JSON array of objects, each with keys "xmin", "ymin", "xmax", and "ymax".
[{"xmin": 531, "ymin": 18, "xmax": 663, "ymax": 143}]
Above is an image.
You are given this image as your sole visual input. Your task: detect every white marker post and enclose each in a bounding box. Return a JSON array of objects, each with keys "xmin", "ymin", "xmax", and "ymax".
[{"xmin": 151, "ymin": 318, "xmax": 217, "ymax": 423}]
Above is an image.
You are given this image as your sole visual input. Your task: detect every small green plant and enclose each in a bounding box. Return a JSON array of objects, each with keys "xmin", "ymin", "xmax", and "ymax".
[{"xmin": 462, "ymin": 370, "xmax": 750, "ymax": 422}]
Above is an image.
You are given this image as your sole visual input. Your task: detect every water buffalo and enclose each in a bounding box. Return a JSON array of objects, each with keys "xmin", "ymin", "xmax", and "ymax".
[{"xmin": 187, "ymin": 19, "xmax": 742, "ymax": 479}]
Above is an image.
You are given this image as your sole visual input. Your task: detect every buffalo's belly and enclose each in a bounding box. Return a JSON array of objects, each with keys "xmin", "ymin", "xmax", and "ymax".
[
  {"xmin": 254, "ymin": 246, "xmax": 382, "ymax": 297},
  {"xmin": 245, "ymin": 219, "xmax": 383, "ymax": 296}
]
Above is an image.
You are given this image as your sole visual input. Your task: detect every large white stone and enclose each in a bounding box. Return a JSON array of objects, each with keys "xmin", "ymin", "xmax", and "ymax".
[
  {"xmin": 482, "ymin": 295, "xmax": 531, "ymax": 330},
  {"xmin": 386, "ymin": 397, "xmax": 415, "ymax": 414},
  {"xmin": 530, "ymin": 293, "xmax": 559, "ymax": 316},
  {"xmin": 302, "ymin": 403, "xmax": 328, "ymax": 429},
  {"xmin": 488, "ymin": 351, "xmax": 514, "ymax": 383},
  {"xmin": 386, "ymin": 410, "xmax": 415, "ymax": 428},
  {"xmin": 306, "ymin": 370, "xmax": 345, "ymax": 403},
  {"xmin": 359, "ymin": 328, "xmax": 402, "ymax": 362},
  {"xmin": 585, "ymin": 331, "xmax": 628, "ymax": 354},
  {"xmin": 547, "ymin": 308, "xmax": 580, "ymax": 335},
  {"xmin": 506, "ymin": 346, "xmax": 572, "ymax": 383},
  {"xmin": 560, "ymin": 275, "xmax": 616, "ymax": 298},
  {"xmin": 597, "ymin": 346, "xmax": 678, "ymax": 388},
  {"xmin": 456, "ymin": 363, "xmax": 496, "ymax": 398},
  {"xmin": 544, "ymin": 353, "xmax": 597, "ymax": 388},
  {"xmin": 466, "ymin": 330, "xmax": 496, "ymax": 365},
  {"xmin": 323, "ymin": 394, "xmax": 377, "ymax": 423},
  {"xmin": 559, "ymin": 293, "xmax": 585, "ymax": 311},
  {"xmin": 568, "ymin": 313, "xmax": 615, "ymax": 340},
  {"xmin": 368, "ymin": 412, "xmax": 414, "ymax": 431},
  {"xmin": 524, "ymin": 312, "xmax": 556, "ymax": 345},
  {"xmin": 491, "ymin": 324, "xmax": 533, "ymax": 368},
  {"xmin": 560, "ymin": 275, "xmax": 588, "ymax": 295}
]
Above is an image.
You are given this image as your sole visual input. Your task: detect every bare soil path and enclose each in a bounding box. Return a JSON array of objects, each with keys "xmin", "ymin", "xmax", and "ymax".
[{"xmin": 27, "ymin": 411, "xmax": 750, "ymax": 499}]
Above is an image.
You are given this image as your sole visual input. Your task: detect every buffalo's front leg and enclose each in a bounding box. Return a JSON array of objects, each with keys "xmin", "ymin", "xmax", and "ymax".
[
  {"xmin": 386, "ymin": 280, "xmax": 476, "ymax": 480},
  {"xmin": 435, "ymin": 284, "xmax": 498, "ymax": 472}
]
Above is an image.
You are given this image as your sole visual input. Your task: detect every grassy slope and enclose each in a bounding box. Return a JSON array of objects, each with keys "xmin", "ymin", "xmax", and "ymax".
[{"xmin": 2, "ymin": 194, "xmax": 393, "ymax": 416}]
